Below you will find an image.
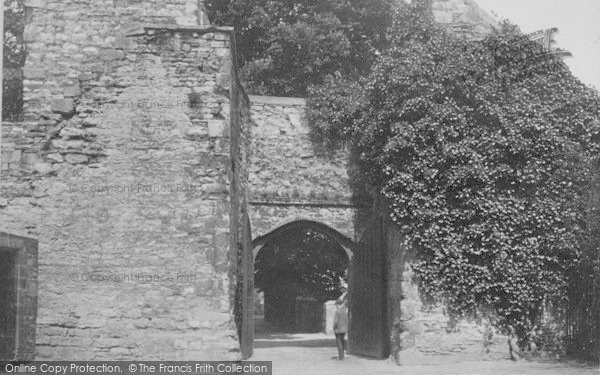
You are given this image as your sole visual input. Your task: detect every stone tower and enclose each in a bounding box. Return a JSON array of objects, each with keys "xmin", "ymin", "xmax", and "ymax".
[{"xmin": 2, "ymin": 0, "xmax": 251, "ymax": 360}]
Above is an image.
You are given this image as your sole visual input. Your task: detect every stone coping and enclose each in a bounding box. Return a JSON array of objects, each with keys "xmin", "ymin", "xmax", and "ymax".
[
  {"xmin": 249, "ymin": 199, "xmax": 363, "ymax": 209},
  {"xmin": 125, "ymin": 23, "xmax": 234, "ymax": 37},
  {"xmin": 249, "ymin": 95, "xmax": 306, "ymax": 106}
]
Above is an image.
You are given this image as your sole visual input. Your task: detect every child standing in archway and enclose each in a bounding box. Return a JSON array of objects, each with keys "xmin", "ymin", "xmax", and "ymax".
[{"xmin": 333, "ymin": 298, "xmax": 349, "ymax": 360}]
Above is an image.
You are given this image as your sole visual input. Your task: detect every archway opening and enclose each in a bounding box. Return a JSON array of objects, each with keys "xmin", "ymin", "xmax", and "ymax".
[{"xmin": 253, "ymin": 222, "xmax": 351, "ymax": 336}]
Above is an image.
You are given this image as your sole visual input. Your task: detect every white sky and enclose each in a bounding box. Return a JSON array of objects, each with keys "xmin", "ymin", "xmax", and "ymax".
[{"xmin": 475, "ymin": 0, "xmax": 600, "ymax": 90}]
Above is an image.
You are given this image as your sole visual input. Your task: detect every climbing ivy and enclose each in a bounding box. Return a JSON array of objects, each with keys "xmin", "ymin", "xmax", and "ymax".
[
  {"xmin": 4, "ymin": 0, "xmax": 27, "ymax": 120},
  {"xmin": 307, "ymin": 1, "xmax": 600, "ymax": 339}
]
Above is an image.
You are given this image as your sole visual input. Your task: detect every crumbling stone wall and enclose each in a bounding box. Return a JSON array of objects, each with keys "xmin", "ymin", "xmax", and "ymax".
[
  {"xmin": 1, "ymin": 0, "xmax": 250, "ymax": 360},
  {"xmin": 393, "ymin": 252, "xmax": 510, "ymax": 364},
  {"xmin": 431, "ymin": 0, "xmax": 497, "ymax": 40},
  {"xmin": 247, "ymin": 96, "xmax": 357, "ymax": 239}
]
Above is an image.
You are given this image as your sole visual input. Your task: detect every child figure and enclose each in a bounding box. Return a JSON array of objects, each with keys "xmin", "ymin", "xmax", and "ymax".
[
  {"xmin": 333, "ymin": 299, "xmax": 349, "ymax": 360},
  {"xmin": 508, "ymin": 326, "xmax": 521, "ymax": 361},
  {"xmin": 482, "ymin": 319, "xmax": 494, "ymax": 356}
]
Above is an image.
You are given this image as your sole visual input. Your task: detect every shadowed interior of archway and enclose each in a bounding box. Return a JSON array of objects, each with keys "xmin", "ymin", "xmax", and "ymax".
[{"xmin": 253, "ymin": 221, "xmax": 351, "ymax": 341}]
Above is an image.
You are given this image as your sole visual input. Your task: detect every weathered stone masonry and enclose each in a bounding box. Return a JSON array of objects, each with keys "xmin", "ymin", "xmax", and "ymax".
[
  {"xmin": 1, "ymin": 0, "xmax": 251, "ymax": 360},
  {"xmin": 0, "ymin": 0, "xmax": 510, "ymax": 363},
  {"xmin": 247, "ymin": 96, "xmax": 357, "ymax": 240}
]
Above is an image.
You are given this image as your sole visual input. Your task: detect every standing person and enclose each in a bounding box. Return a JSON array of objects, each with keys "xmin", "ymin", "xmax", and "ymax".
[
  {"xmin": 508, "ymin": 326, "xmax": 521, "ymax": 361},
  {"xmin": 333, "ymin": 299, "xmax": 349, "ymax": 360},
  {"xmin": 482, "ymin": 319, "xmax": 494, "ymax": 356}
]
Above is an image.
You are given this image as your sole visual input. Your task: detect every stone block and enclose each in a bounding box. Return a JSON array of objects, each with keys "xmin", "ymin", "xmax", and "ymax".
[
  {"xmin": 99, "ymin": 49, "xmax": 125, "ymax": 61},
  {"xmin": 114, "ymin": 38, "xmax": 133, "ymax": 50},
  {"xmin": 400, "ymin": 320, "xmax": 423, "ymax": 336},
  {"xmin": 64, "ymin": 154, "xmax": 89, "ymax": 164},
  {"xmin": 82, "ymin": 46, "xmax": 99, "ymax": 55},
  {"xmin": 33, "ymin": 162, "xmax": 53, "ymax": 175},
  {"xmin": 46, "ymin": 153, "xmax": 64, "ymax": 163},
  {"xmin": 23, "ymin": 27, "xmax": 39, "ymax": 42},
  {"xmin": 24, "ymin": 0, "xmax": 46, "ymax": 8},
  {"xmin": 203, "ymin": 183, "xmax": 227, "ymax": 195},
  {"xmin": 62, "ymin": 85, "xmax": 81, "ymax": 97},
  {"xmin": 207, "ymin": 120, "xmax": 226, "ymax": 137},
  {"xmin": 288, "ymin": 114, "xmax": 303, "ymax": 128},
  {"xmin": 78, "ymin": 73, "xmax": 96, "ymax": 82},
  {"xmin": 51, "ymin": 99, "xmax": 75, "ymax": 115},
  {"xmin": 21, "ymin": 153, "xmax": 40, "ymax": 165},
  {"xmin": 2, "ymin": 150, "xmax": 22, "ymax": 163},
  {"xmin": 23, "ymin": 79, "xmax": 43, "ymax": 89},
  {"xmin": 23, "ymin": 67, "xmax": 47, "ymax": 80}
]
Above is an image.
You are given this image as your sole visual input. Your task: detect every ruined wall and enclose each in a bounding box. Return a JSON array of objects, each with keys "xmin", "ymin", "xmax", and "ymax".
[
  {"xmin": 392, "ymin": 246, "xmax": 510, "ymax": 364},
  {"xmin": 247, "ymin": 96, "xmax": 357, "ymax": 240},
  {"xmin": 431, "ymin": 0, "xmax": 497, "ymax": 40},
  {"xmin": 399, "ymin": 283, "xmax": 511, "ymax": 364},
  {"xmin": 0, "ymin": 0, "xmax": 250, "ymax": 360}
]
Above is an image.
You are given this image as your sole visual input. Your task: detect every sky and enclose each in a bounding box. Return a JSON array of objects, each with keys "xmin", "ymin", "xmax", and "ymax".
[{"xmin": 475, "ymin": 0, "xmax": 600, "ymax": 91}]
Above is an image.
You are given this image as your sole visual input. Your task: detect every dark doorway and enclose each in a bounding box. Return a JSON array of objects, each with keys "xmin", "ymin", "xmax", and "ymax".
[
  {"xmin": 255, "ymin": 226, "xmax": 349, "ymax": 333},
  {"xmin": 0, "ymin": 248, "xmax": 18, "ymax": 359}
]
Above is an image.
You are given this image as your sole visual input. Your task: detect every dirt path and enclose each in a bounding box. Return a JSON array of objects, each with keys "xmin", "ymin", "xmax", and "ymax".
[{"xmin": 251, "ymin": 321, "xmax": 599, "ymax": 375}]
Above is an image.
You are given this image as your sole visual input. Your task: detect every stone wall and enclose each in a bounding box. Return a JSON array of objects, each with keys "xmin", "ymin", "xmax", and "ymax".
[
  {"xmin": 1, "ymin": 0, "xmax": 250, "ymax": 359},
  {"xmin": 397, "ymin": 263, "xmax": 510, "ymax": 364},
  {"xmin": 247, "ymin": 96, "xmax": 357, "ymax": 240},
  {"xmin": 431, "ymin": 0, "xmax": 498, "ymax": 40}
]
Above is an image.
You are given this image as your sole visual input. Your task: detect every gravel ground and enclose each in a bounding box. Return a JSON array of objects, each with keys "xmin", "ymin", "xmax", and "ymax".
[{"xmin": 252, "ymin": 320, "xmax": 599, "ymax": 375}]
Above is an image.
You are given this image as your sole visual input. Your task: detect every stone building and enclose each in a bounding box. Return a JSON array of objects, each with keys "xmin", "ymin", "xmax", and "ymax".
[{"xmin": 0, "ymin": 0, "xmax": 504, "ymax": 363}]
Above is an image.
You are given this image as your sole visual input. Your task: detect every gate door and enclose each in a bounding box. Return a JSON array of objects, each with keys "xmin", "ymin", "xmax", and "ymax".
[
  {"xmin": 348, "ymin": 214, "xmax": 389, "ymax": 358},
  {"xmin": 240, "ymin": 211, "xmax": 254, "ymax": 359},
  {"xmin": 0, "ymin": 232, "xmax": 38, "ymax": 361}
]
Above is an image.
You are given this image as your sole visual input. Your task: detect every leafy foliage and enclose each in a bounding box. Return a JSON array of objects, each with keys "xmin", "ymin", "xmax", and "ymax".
[
  {"xmin": 4, "ymin": 0, "xmax": 26, "ymax": 120},
  {"xmin": 206, "ymin": 0, "xmax": 394, "ymax": 96},
  {"xmin": 307, "ymin": 1, "xmax": 600, "ymax": 339},
  {"xmin": 566, "ymin": 155, "xmax": 600, "ymax": 359}
]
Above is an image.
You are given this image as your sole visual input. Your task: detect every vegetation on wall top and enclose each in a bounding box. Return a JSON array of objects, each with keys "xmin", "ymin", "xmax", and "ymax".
[{"xmin": 206, "ymin": 0, "xmax": 394, "ymax": 97}]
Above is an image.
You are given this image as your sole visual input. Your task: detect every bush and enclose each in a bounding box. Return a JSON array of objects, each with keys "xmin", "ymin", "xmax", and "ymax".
[{"xmin": 206, "ymin": 0, "xmax": 394, "ymax": 96}]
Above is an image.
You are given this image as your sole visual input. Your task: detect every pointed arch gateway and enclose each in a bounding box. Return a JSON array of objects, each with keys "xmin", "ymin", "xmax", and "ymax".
[
  {"xmin": 253, "ymin": 218, "xmax": 354, "ymax": 328},
  {"xmin": 252, "ymin": 218, "xmax": 356, "ymax": 260},
  {"xmin": 241, "ymin": 215, "xmax": 397, "ymax": 359}
]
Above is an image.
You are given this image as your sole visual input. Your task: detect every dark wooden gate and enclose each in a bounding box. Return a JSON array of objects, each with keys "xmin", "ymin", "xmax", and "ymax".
[
  {"xmin": 0, "ymin": 232, "xmax": 38, "ymax": 361},
  {"xmin": 348, "ymin": 214, "xmax": 390, "ymax": 358},
  {"xmin": 240, "ymin": 211, "xmax": 254, "ymax": 359}
]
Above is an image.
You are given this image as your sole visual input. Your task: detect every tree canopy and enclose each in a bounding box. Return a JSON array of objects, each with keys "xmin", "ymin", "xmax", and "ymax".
[
  {"xmin": 3, "ymin": 0, "xmax": 26, "ymax": 120},
  {"xmin": 255, "ymin": 228, "xmax": 349, "ymax": 302},
  {"xmin": 307, "ymin": 1, "xmax": 600, "ymax": 339},
  {"xmin": 206, "ymin": 0, "xmax": 394, "ymax": 96}
]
